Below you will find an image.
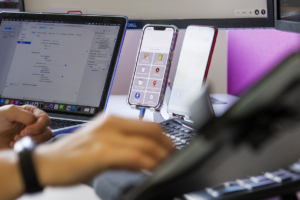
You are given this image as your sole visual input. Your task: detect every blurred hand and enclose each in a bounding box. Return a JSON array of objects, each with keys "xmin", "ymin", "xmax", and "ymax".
[
  {"xmin": 0, "ymin": 105, "xmax": 52, "ymax": 149},
  {"xmin": 35, "ymin": 115, "xmax": 175, "ymax": 186}
]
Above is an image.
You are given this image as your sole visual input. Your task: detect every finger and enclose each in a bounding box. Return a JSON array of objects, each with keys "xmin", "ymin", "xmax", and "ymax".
[
  {"xmin": 123, "ymin": 123, "xmax": 174, "ymax": 152},
  {"xmin": 10, "ymin": 141, "xmax": 14, "ymax": 148},
  {"xmin": 106, "ymin": 147, "xmax": 161, "ymax": 171},
  {"xmin": 104, "ymin": 116, "xmax": 174, "ymax": 152},
  {"xmin": 22, "ymin": 128, "xmax": 53, "ymax": 144},
  {"xmin": 107, "ymin": 133, "xmax": 170, "ymax": 162},
  {"xmin": 14, "ymin": 134, "xmax": 21, "ymax": 141},
  {"xmin": 3, "ymin": 105, "xmax": 37, "ymax": 126},
  {"xmin": 20, "ymin": 106, "xmax": 51, "ymax": 136}
]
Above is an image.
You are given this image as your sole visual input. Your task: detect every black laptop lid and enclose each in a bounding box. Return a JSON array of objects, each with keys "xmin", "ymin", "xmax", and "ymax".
[{"xmin": 0, "ymin": 12, "xmax": 128, "ymax": 118}]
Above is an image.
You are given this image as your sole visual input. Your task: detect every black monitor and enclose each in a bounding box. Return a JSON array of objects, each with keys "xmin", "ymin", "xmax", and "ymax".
[
  {"xmin": 275, "ymin": 0, "xmax": 300, "ymax": 33},
  {"xmin": 19, "ymin": 0, "xmax": 274, "ymax": 29},
  {"xmin": 0, "ymin": 1, "xmax": 18, "ymax": 10}
]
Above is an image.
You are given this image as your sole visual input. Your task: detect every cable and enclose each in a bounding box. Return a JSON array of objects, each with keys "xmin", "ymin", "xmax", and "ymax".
[{"xmin": 139, "ymin": 108, "xmax": 146, "ymax": 120}]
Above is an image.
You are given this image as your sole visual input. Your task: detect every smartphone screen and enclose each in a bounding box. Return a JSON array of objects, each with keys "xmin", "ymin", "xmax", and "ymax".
[
  {"xmin": 128, "ymin": 26, "xmax": 176, "ymax": 108},
  {"xmin": 168, "ymin": 26, "xmax": 217, "ymax": 116}
]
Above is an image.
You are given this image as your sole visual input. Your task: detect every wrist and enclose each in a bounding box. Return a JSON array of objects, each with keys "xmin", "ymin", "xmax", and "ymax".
[
  {"xmin": 0, "ymin": 151, "xmax": 25, "ymax": 200},
  {"xmin": 11, "ymin": 152, "xmax": 25, "ymax": 193},
  {"xmin": 33, "ymin": 144, "xmax": 58, "ymax": 187},
  {"xmin": 33, "ymin": 141, "xmax": 87, "ymax": 187},
  {"xmin": 33, "ymin": 133, "xmax": 105, "ymax": 187}
]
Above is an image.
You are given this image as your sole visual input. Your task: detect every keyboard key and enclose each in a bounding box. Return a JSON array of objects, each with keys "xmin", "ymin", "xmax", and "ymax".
[
  {"xmin": 264, "ymin": 170, "xmax": 292, "ymax": 183},
  {"xmin": 181, "ymin": 138, "xmax": 193, "ymax": 144},
  {"xmin": 169, "ymin": 131, "xmax": 180, "ymax": 135},
  {"xmin": 172, "ymin": 139, "xmax": 178, "ymax": 143},
  {"xmin": 236, "ymin": 179, "xmax": 254, "ymax": 185},
  {"xmin": 290, "ymin": 163, "xmax": 300, "ymax": 173},
  {"xmin": 272, "ymin": 170, "xmax": 287, "ymax": 176},
  {"xmin": 173, "ymin": 133, "xmax": 184, "ymax": 137},
  {"xmin": 206, "ymin": 182, "xmax": 247, "ymax": 198},
  {"xmin": 175, "ymin": 136, "xmax": 184, "ymax": 140},
  {"xmin": 264, "ymin": 170, "xmax": 288, "ymax": 179},
  {"xmin": 250, "ymin": 175, "xmax": 270, "ymax": 183},
  {"xmin": 211, "ymin": 182, "xmax": 239, "ymax": 190},
  {"xmin": 237, "ymin": 178, "xmax": 276, "ymax": 190},
  {"xmin": 181, "ymin": 139, "xmax": 189, "ymax": 144},
  {"xmin": 181, "ymin": 136, "xmax": 193, "ymax": 139},
  {"xmin": 176, "ymin": 145, "xmax": 186, "ymax": 150},
  {"xmin": 174, "ymin": 142, "xmax": 183, "ymax": 146},
  {"xmin": 273, "ymin": 174, "xmax": 292, "ymax": 183},
  {"xmin": 184, "ymin": 130, "xmax": 192, "ymax": 133},
  {"xmin": 244, "ymin": 180, "xmax": 276, "ymax": 190}
]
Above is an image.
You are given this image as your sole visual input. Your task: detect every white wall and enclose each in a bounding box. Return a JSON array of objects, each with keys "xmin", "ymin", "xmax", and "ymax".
[{"xmin": 110, "ymin": 30, "xmax": 227, "ymax": 95}]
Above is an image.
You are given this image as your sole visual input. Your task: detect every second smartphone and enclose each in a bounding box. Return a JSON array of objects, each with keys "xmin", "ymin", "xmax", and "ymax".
[
  {"xmin": 127, "ymin": 24, "xmax": 178, "ymax": 111},
  {"xmin": 168, "ymin": 25, "xmax": 218, "ymax": 116}
]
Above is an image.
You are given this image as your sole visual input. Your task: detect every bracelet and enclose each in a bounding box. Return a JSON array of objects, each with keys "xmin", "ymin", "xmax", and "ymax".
[{"xmin": 14, "ymin": 137, "xmax": 44, "ymax": 193}]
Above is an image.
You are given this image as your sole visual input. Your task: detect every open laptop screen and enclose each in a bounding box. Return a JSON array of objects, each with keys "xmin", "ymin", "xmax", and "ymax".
[{"xmin": 0, "ymin": 12, "xmax": 127, "ymax": 116}]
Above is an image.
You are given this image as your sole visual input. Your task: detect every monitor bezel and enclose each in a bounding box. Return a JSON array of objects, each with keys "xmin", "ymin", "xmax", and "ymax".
[
  {"xmin": 0, "ymin": 12, "xmax": 128, "ymax": 117},
  {"xmin": 0, "ymin": 1, "xmax": 19, "ymax": 9},
  {"xmin": 19, "ymin": 0, "xmax": 274, "ymax": 29},
  {"xmin": 274, "ymin": 0, "xmax": 300, "ymax": 33}
]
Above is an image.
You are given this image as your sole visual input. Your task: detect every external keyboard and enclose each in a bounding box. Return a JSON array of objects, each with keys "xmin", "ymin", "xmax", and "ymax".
[
  {"xmin": 183, "ymin": 160, "xmax": 300, "ymax": 200},
  {"xmin": 160, "ymin": 119, "xmax": 196, "ymax": 150},
  {"xmin": 50, "ymin": 119, "xmax": 85, "ymax": 130}
]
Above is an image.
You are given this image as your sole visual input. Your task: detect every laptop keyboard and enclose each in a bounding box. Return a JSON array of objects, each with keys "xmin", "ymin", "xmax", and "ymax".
[
  {"xmin": 161, "ymin": 119, "xmax": 196, "ymax": 150},
  {"xmin": 50, "ymin": 119, "xmax": 85, "ymax": 130}
]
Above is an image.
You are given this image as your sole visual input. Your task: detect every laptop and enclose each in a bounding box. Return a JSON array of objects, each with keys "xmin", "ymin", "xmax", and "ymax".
[{"xmin": 0, "ymin": 12, "xmax": 128, "ymax": 131}]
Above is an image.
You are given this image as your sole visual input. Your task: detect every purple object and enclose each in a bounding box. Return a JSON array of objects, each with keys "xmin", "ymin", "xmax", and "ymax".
[
  {"xmin": 228, "ymin": 29, "xmax": 300, "ymax": 96},
  {"xmin": 14, "ymin": 100, "xmax": 19, "ymax": 105}
]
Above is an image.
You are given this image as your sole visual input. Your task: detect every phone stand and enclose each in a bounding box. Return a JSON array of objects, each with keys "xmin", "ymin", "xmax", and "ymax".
[
  {"xmin": 153, "ymin": 85, "xmax": 172, "ymax": 123},
  {"xmin": 153, "ymin": 82, "xmax": 240, "ymax": 123}
]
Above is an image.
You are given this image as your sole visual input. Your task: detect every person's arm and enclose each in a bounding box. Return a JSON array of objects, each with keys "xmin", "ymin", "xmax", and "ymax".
[
  {"xmin": 0, "ymin": 115, "xmax": 174, "ymax": 200},
  {"xmin": 0, "ymin": 150, "xmax": 24, "ymax": 200}
]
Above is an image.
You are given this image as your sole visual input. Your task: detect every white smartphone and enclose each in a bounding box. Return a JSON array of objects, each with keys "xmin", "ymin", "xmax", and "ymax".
[
  {"xmin": 168, "ymin": 25, "xmax": 218, "ymax": 116},
  {"xmin": 127, "ymin": 24, "xmax": 178, "ymax": 111}
]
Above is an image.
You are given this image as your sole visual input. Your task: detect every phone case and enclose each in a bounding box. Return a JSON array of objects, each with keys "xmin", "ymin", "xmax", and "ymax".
[
  {"xmin": 186, "ymin": 25, "xmax": 218, "ymax": 80},
  {"xmin": 127, "ymin": 24, "xmax": 179, "ymax": 112},
  {"xmin": 199, "ymin": 25, "xmax": 218, "ymax": 80},
  {"xmin": 167, "ymin": 25, "xmax": 218, "ymax": 117}
]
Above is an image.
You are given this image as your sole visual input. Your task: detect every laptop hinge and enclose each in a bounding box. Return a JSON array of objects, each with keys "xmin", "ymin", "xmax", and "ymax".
[{"xmin": 48, "ymin": 113, "xmax": 91, "ymax": 121}]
